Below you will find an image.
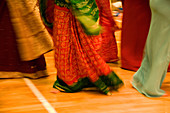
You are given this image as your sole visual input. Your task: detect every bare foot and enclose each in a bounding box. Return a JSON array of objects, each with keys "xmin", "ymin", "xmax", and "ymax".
[
  {"xmin": 106, "ymin": 91, "xmax": 112, "ymax": 96},
  {"xmin": 50, "ymin": 88, "xmax": 60, "ymax": 94}
]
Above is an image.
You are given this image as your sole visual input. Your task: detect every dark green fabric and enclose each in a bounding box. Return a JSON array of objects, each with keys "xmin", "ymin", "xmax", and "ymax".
[
  {"xmin": 53, "ymin": 71, "xmax": 123, "ymax": 94},
  {"xmin": 93, "ymin": 78, "xmax": 109, "ymax": 94},
  {"xmin": 55, "ymin": 0, "xmax": 70, "ymax": 8},
  {"xmin": 53, "ymin": 76, "xmax": 94, "ymax": 93},
  {"xmin": 39, "ymin": 0, "xmax": 53, "ymax": 28}
]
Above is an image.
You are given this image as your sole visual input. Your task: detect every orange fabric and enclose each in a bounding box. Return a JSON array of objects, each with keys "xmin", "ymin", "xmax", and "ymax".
[
  {"xmin": 95, "ymin": 0, "xmax": 118, "ymax": 62},
  {"xmin": 53, "ymin": 5, "xmax": 111, "ymax": 85}
]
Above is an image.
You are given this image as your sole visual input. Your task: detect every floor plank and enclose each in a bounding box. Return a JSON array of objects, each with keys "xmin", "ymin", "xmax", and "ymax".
[{"xmin": 1, "ymin": 18, "xmax": 170, "ymax": 113}]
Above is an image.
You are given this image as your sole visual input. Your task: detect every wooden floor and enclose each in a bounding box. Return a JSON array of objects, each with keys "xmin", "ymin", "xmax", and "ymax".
[{"xmin": 1, "ymin": 20, "xmax": 170, "ymax": 113}]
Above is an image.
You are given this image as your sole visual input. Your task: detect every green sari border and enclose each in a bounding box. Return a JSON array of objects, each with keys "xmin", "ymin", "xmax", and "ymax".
[{"xmin": 53, "ymin": 71, "xmax": 123, "ymax": 94}]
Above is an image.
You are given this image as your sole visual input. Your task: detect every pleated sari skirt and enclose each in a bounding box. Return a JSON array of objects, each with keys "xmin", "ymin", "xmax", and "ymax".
[{"xmin": 52, "ymin": 5, "xmax": 123, "ymax": 94}]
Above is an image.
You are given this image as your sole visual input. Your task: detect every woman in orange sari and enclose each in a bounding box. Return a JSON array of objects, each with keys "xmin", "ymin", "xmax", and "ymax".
[{"xmin": 40, "ymin": 0, "xmax": 123, "ymax": 95}]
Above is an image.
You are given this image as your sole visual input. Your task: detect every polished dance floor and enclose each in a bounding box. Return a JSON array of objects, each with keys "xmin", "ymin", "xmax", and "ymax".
[{"xmin": 0, "ymin": 22, "xmax": 170, "ymax": 113}]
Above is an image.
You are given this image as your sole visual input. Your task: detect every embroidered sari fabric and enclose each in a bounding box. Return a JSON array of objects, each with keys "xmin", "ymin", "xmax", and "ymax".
[
  {"xmin": 0, "ymin": 0, "xmax": 48, "ymax": 79},
  {"xmin": 95, "ymin": 0, "xmax": 118, "ymax": 62},
  {"xmin": 40, "ymin": 0, "xmax": 123, "ymax": 94}
]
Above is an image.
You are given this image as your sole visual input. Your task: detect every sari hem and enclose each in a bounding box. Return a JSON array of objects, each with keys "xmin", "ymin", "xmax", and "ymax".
[{"xmin": 53, "ymin": 71, "xmax": 123, "ymax": 94}]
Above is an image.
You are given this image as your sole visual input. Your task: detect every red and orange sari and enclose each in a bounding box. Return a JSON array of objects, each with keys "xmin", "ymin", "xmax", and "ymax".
[
  {"xmin": 40, "ymin": 0, "xmax": 123, "ymax": 95},
  {"xmin": 95, "ymin": 0, "xmax": 119, "ymax": 62}
]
